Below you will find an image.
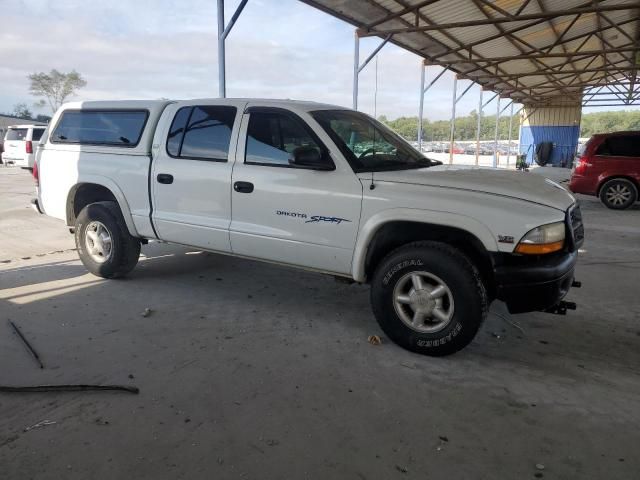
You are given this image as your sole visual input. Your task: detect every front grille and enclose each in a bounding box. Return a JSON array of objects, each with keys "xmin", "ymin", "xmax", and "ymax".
[{"xmin": 568, "ymin": 204, "xmax": 584, "ymax": 250}]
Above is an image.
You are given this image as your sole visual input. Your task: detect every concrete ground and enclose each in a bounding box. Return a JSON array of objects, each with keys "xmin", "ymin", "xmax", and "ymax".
[{"xmin": 1, "ymin": 166, "xmax": 639, "ymax": 480}]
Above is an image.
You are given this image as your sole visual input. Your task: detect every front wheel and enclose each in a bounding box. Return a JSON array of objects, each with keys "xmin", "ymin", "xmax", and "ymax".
[
  {"xmin": 370, "ymin": 241, "xmax": 487, "ymax": 356},
  {"xmin": 75, "ymin": 201, "xmax": 140, "ymax": 278},
  {"xmin": 599, "ymin": 178, "xmax": 637, "ymax": 210}
]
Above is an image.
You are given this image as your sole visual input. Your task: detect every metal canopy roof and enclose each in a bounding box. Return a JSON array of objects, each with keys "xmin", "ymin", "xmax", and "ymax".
[{"xmin": 300, "ymin": 0, "xmax": 640, "ymax": 106}]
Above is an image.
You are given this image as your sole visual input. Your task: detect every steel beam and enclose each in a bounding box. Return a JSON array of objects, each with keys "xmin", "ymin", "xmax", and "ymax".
[
  {"xmin": 493, "ymin": 96, "xmax": 501, "ymax": 168},
  {"xmin": 417, "ymin": 65, "xmax": 447, "ymax": 148},
  {"xmin": 417, "ymin": 62, "xmax": 426, "ymax": 148},
  {"xmin": 353, "ymin": 31, "xmax": 391, "ymax": 110},
  {"xmin": 217, "ymin": 0, "xmax": 249, "ymax": 98},
  {"xmin": 475, "ymin": 87, "xmax": 483, "ymax": 166},
  {"xmin": 507, "ymin": 101, "xmax": 514, "ymax": 167},
  {"xmin": 361, "ymin": 3, "xmax": 640, "ymax": 36},
  {"xmin": 449, "ymin": 75, "xmax": 457, "ymax": 165}
]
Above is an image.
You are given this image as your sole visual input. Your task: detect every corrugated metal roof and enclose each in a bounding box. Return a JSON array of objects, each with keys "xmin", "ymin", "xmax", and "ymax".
[{"xmin": 299, "ymin": 0, "xmax": 640, "ymax": 106}]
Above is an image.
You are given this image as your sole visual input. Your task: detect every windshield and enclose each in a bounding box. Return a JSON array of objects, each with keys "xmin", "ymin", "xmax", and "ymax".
[{"xmin": 311, "ymin": 110, "xmax": 436, "ymax": 172}]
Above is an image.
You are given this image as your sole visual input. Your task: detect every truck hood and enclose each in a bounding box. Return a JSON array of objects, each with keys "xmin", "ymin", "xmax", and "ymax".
[{"xmin": 362, "ymin": 165, "xmax": 575, "ymax": 211}]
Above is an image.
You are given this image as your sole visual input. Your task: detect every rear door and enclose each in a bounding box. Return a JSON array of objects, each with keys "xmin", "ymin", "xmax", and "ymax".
[
  {"xmin": 229, "ymin": 105, "xmax": 362, "ymax": 275},
  {"xmin": 3, "ymin": 127, "xmax": 27, "ymax": 162},
  {"xmin": 595, "ymin": 134, "xmax": 640, "ymax": 180},
  {"xmin": 151, "ymin": 100, "xmax": 246, "ymax": 252}
]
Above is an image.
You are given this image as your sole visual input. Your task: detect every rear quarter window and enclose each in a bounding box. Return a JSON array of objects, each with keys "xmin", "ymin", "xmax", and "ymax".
[
  {"xmin": 596, "ymin": 135, "xmax": 640, "ymax": 157},
  {"xmin": 51, "ymin": 110, "xmax": 149, "ymax": 147},
  {"xmin": 6, "ymin": 129, "xmax": 28, "ymax": 141},
  {"xmin": 31, "ymin": 129, "xmax": 45, "ymax": 141}
]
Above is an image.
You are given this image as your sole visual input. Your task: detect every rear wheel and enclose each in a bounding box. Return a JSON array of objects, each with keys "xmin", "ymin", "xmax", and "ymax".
[
  {"xmin": 75, "ymin": 201, "xmax": 140, "ymax": 278},
  {"xmin": 370, "ymin": 241, "xmax": 487, "ymax": 356},
  {"xmin": 599, "ymin": 178, "xmax": 637, "ymax": 210}
]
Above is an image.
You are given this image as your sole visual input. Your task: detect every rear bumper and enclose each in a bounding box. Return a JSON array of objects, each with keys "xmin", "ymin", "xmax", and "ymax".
[
  {"xmin": 568, "ymin": 174, "xmax": 597, "ymax": 196},
  {"xmin": 0, "ymin": 155, "xmax": 27, "ymax": 166},
  {"xmin": 492, "ymin": 251, "xmax": 577, "ymax": 314}
]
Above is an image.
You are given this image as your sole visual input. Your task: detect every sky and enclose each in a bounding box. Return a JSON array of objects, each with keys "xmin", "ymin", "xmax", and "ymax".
[{"xmin": 0, "ymin": 0, "xmax": 636, "ymax": 120}]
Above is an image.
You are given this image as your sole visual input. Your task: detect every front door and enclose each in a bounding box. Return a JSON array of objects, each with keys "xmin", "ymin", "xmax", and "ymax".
[
  {"xmin": 151, "ymin": 100, "xmax": 247, "ymax": 252},
  {"xmin": 230, "ymin": 106, "xmax": 362, "ymax": 275}
]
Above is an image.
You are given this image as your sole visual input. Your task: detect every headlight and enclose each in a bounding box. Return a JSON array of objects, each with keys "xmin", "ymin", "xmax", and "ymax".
[{"xmin": 514, "ymin": 222, "xmax": 565, "ymax": 254}]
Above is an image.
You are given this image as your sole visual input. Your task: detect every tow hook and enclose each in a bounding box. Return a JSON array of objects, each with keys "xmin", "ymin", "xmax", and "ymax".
[{"xmin": 544, "ymin": 300, "xmax": 577, "ymax": 315}]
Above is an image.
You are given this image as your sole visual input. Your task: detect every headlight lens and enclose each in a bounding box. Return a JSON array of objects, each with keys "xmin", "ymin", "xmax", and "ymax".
[{"xmin": 515, "ymin": 222, "xmax": 565, "ymax": 254}]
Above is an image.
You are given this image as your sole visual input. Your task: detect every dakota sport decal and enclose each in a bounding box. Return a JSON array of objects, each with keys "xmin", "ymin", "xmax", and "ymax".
[{"xmin": 276, "ymin": 210, "xmax": 351, "ymax": 225}]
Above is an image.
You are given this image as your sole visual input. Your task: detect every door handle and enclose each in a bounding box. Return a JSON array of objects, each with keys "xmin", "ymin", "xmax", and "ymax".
[
  {"xmin": 157, "ymin": 173, "xmax": 174, "ymax": 184},
  {"xmin": 234, "ymin": 181, "xmax": 254, "ymax": 193}
]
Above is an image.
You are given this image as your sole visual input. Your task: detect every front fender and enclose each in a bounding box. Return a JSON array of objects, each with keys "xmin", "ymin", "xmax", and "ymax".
[
  {"xmin": 67, "ymin": 175, "xmax": 139, "ymax": 237},
  {"xmin": 351, "ymin": 208, "xmax": 498, "ymax": 282}
]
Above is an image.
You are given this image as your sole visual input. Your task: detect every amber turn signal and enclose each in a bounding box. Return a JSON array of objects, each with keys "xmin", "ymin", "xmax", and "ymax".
[{"xmin": 514, "ymin": 240, "xmax": 564, "ymax": 255}]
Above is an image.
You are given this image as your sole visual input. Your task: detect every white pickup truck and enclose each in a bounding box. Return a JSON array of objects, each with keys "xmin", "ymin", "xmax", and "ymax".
[{"xmin": 33, "ymin": 99, "xmax": 583, "ymax": 355}]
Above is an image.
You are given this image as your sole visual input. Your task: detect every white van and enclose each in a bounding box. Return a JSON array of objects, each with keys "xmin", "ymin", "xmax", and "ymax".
[{"xmin": 1, "ymin": 125, "xmax": 46, "ymax": 169}]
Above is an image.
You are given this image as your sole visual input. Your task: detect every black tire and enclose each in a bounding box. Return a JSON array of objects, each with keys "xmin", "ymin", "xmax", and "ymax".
[
  {"xmin": 370, "ymin": 241, "xmax": 487, "ymax": 356},
  {"xmin": 599, "ymin": 178, "xmax": 638, "ymax": 210},
  {"xmin": 74, "ymin": 201, "xmax": 140, "ymax": 278}
]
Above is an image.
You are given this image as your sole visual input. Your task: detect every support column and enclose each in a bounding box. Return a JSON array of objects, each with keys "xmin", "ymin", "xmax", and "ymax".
[
  {"xmin": 353, "ymin": 31, "xmax": 391, "ymax": 111},
  {"xmin": 217, "ymin": 0, "xmax": 248, "ymax": 98},
  {"xmin": 217, "ymin": 0, "xmax": 226, "ymax": 98},
  {"xmin": 353, "ymin": 30, "xmax": 360, "ymax": 110},
  {"xmin": 507, "ymin": 101, "xmax": 514, "ymax": 167},
  {"xmin": 449, "ymin": 75, "xmax": 457, "ymax": 165},
  {"xmin": 475, "ymin": 87, "xmax": 483, "ymax": 166},
  {"xmin": 493, "ymin": 96, "xmax": 501, "ymax": 168},
  {"xmin": 417, "ymin": 61, "xmax": 426, "ymax": 149}
]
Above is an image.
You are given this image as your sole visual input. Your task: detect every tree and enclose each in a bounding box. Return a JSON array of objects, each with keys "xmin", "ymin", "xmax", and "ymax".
[
  {"xmin": 12, "ymin": 103, "xmax": 33, "ymax": 119},
  {"xmin": 28, "ymin": 69, "xmax": 87, "ymax": 113}
]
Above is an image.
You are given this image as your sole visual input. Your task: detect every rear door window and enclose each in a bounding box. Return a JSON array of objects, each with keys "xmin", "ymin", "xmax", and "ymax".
[
  {"xmin": 6, "ymin": 129, "xmax": 27, "ymax": 141},
  {"xmin": 166, "ymin": 105, "xmax": 236, "ymax": 161},
  {"xmin": 51, "ymin": 110, "xmax": 149, "ymax": 147},
  {"xmin": 31, "ymin": 129, "xmax": 45, "ymax": 141},
  {"xmin": 596, "ymin": 135, "xmax": 640, "ymax": 157}
]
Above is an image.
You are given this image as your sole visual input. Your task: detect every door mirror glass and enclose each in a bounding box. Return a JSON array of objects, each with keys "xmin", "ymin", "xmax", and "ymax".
[{"xmin": 290, "ymin": 146, "xmax": 331, "ymax": 170}]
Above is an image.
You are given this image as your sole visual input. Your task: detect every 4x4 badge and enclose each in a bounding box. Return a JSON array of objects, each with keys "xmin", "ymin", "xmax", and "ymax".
[{"xmin": 498, "ymin": 235, "xmax": 515, "ymax": 244}]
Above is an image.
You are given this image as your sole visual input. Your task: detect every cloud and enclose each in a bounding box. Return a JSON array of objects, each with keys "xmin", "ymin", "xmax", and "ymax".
[{"xmin": 0, "ymin": 0, "xmax": 506, "ymax": 120}]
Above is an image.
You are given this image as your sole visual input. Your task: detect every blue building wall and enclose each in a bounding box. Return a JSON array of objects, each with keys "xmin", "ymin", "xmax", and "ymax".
[{"xmin": 520, "ymin": 125, "xmax": 580, "ymax": 167}]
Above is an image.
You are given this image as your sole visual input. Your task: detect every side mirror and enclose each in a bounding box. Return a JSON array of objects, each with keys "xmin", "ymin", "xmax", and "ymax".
[{"xmin": 290, "ymin": 146, "xmax": 334, "ymax": 171}]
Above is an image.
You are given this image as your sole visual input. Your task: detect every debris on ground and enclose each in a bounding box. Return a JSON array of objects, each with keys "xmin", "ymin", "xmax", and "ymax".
[
  {"xmin": 0, "ymin": 384, "xmax": 139, "ymax": 394},
  {"xmin": 367, "ymin": 335, "xmax": 382, "ymax": 346},
  {"xmin": 439, "ymin": 435, "xmax": 449, "ymax": 442},
  {"xmin": 535, "ymin": 464, "xmax": 545, "ymax": 470},
  {"xmin": 395, "ymin": 465, "xmax": 408, "ymax": 474},
  {"xmin": 8, "ymin": 320, "xmax": 44, "ymax": 369},
  {"xmin": 141, "ymin": 308, "xmax": 153, "ymax": 317},
  {"xmin": 24, "ymin": 419, "xmax": 56, "ymax": 432}
]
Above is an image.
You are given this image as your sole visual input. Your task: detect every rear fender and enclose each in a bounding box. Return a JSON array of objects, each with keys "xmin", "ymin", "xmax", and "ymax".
[{"xmin": 67, "ymin": 175, "xmax": 139, "ymax": 237}]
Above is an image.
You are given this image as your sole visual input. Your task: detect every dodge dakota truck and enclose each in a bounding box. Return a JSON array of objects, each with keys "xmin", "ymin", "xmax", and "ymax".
[{"xmin": 32, "ymin": 99, "xmax": 584, "ymax": 355}]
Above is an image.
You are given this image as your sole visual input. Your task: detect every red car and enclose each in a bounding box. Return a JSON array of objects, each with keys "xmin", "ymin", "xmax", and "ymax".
[{"xmin": 569, "ymin": 131, "xmax": 640, "ymax": 210}]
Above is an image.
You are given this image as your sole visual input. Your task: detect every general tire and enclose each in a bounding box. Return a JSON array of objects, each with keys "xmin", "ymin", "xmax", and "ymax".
[
  {"xmin": 599, "ymin": 178, "xmax": 638, "ymax": 210},
  {"xmin": 75, "ymin": 201, "xmax": 140, "ymax": 278},
  {"xmin": 370, "ymin": 241, "xmax": 487, "ymax": 356}
]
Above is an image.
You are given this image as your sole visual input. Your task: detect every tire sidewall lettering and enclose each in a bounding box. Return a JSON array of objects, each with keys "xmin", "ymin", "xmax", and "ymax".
[
  {"xmin": 382, "ymin": 259, "xmax": 424, "ymax": 286},
  {"xmin": 416, "ymin": 322, "xmax": 462, "ymax": 347}
]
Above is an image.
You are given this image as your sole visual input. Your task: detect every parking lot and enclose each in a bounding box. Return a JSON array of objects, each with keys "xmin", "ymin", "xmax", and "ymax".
[{"xmin": 1, "ymin": 166, "xmax": 639, "ymax": 479}]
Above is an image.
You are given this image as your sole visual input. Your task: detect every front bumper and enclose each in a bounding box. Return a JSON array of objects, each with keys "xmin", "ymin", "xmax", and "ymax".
[{"xmin": 492, "ymin": 251, "xmax": 577, "ymax": 314}]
